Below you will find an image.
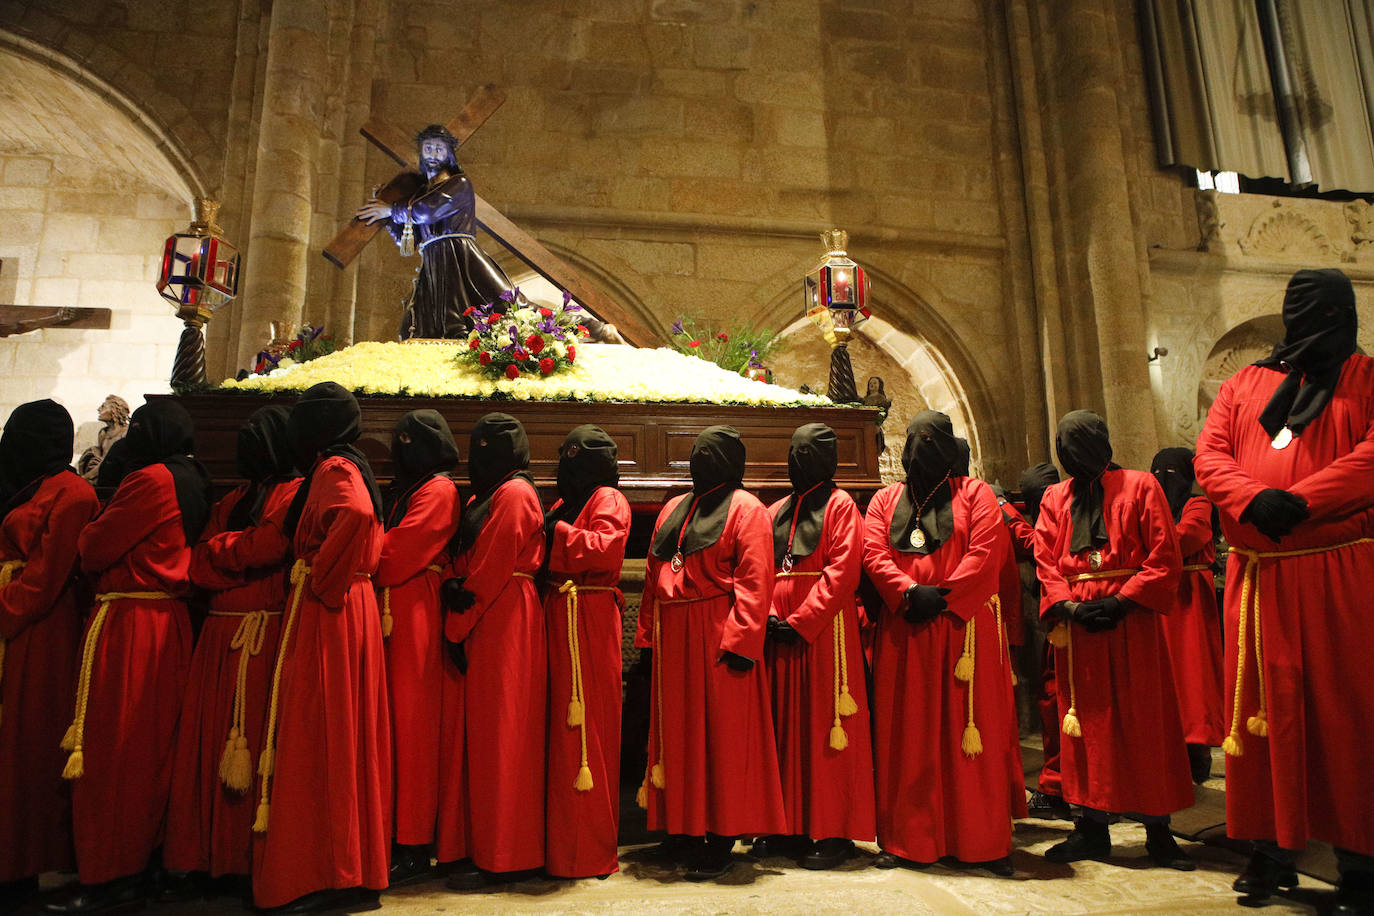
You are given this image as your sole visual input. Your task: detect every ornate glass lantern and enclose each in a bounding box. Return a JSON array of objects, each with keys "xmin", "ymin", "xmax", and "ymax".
[
  {"xmin": 803, "ymin": 229, "xmax": 870, "ymax": 403},
  {"xmin": 156, "ymin": 198, "xmax": 240, "ymax": 386}
]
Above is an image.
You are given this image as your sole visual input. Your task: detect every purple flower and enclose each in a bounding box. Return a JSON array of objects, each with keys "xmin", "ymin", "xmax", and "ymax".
[
  {"xmin": 508, "ymin": 325, "xmax": 519, "ymax": 343},
  {"xmin": 670, "ymin": 317, "xmax": 685, "ymax": 336},
  {"xmin": 562, "ymin": 290, "xmax": 573, "ymax": 305},
  {"xmin": 562, "ymin": 302, "xmax": 581, "ymax": 312},
  {"xmin": 552, "ymin": 328, "xmax": 566, "ymax": 341},
  {"xmin": 536, "ymin": 318, "xmax": 556, "ymax": 333},
  {"xmin": 499, "ymin": 288, "xmax": 518, "ymax": 304},
  {"xmin": 308, "ymin": 325, "xmax": 323, "ymax": 341}
]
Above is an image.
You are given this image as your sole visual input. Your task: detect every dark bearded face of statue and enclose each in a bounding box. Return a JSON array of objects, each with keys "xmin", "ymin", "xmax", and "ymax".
[{"xmin": 419, "ymin": 138, "xmax": 455, "ymax": 179}]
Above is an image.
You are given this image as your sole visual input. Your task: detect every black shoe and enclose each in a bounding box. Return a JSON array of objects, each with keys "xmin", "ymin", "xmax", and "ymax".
[
  {"xmin": 647, "ymin": 835, "xmax": 703, "ymax": 866},
  {"xmin": 683, "ymin": 836, "xmax": 736, "ymax": 882},
  {"xmin": 1144, "ymin": 825, "xmax": 1196, "ymax": 871},
  {"xmin": 750, "ymin": 835, "xmax": 809, "ymax": 860},
  {"xmin": 960, "ymin": 856, "xmax": 1015, "ymax": 877},
  {"xmin": 1044, "ymin": 819, "xmax": 1111, "ymax": 863},
  {"xmin": 264, "ymin": 888, "xmax": 359, "ymax": 914},
  {"xmin": 1026, "ymin": 790, "xmax": 1072, "ymax": 821},
  {"xmin": 388, "ymin": 845, "xmax": 433, "ymax": 887},
  {"xmin": 43, "ymin": 875, "xmax": 149, "ymax": 914},
  {"xmin": 157, "ymin": 869, "xmax": 206, "ymax": 902},
  {"xmin": 1232, "ymin": 850, "xmax": 1298, "ymax": 898},
  {"xmin": 443, "ymin": 860, "xmax": 483, "ymax": 892},
  {"xmin": 0, "ymin": 877, "xmax": 39, "ymax": 915},
  {"xmin": 873, "ymin": 851, "xmax": 931, "ymax": 870},
  {"xmin": 1335, "ymin": 872, "xmax": 1374, "ymax": 916},
  {"xmin": 1187, "ymin": 744, "xmax": 1213, "ymax": 785},
  {"xmin": 800, "ymin": 838, "xmax": 855, "ymax": 870}
]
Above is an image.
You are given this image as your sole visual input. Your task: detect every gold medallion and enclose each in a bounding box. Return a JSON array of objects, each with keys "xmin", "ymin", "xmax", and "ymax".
[
  {"xmin": 670, "ymin": 551, "xmax": 684, "ymax": 573},
  {"xmin": 910, "ymin": 527, "xmax": 926, "ymax": 550},
  {"xmin": 1271, "ymin": 426, "xmax": 1293, "ymax": 450},
  {"xmin": 1088, "ymin": 550, "xmax": 1103, "ymax": 571}
]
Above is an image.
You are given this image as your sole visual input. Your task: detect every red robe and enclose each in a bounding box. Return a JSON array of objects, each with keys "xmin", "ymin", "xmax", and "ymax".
[
  {"xmin": 544, "ymin": 487, "xmax": 630, "ymax": 878},
  {"xmin": 862, "ymin": 478, "xmax": 1020, "ymax": 863},
  {"xmin": 635, "ymin": 490, "xmax": 786, "ymax": 837},
  {"xmin": 441, "ymin": 477, "xmax": 546, "ymax": 872},
  {"xmin": 0, "ymin": 471, "xmax": 97, "ymax": 882},
  {"xmin": 1033, "ymin": 469, "xmax": 1192, "ymax": 816},
  {"xmin": 765, "ymin": 488, "xmax": 875, "ymax": 842},
  {"xmin": 1195, "ymin": 356, "xmax": 1374, "ymax": 856},
  {"xmin": 165, "ymin": 478, "xmax": 300, "ymax": 876},
  {"xmin": 1004, "ymin": 501, "xmax": 1062, "ymax": 798},
  {"xmin": 252, "ymin": 457, "xmax": 391, "ymax": 908},
  {"xmin": 1160, "ymin": 496, "xmax": 1223, "ymax": 747},
  {"xmin": 73, "ymin": 464, "xmax": 194, "ymax": 884},
  {"xmin": 376, "ymin": 476, "xmax": 461, "ymax": 847}
]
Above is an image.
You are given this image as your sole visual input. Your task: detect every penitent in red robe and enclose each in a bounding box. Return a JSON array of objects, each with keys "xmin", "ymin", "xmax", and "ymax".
[
  {"xmin": 863, "ymin": 478, "xmax": 1020, "ymax": 864},
  {"xmin": 376, "ymin": 476, "xmax": 461, "ymax": 848},
  {"xmin": 544, "ymin": 487, "xmax": 630, "ymax": 878},
  {"xmin": 766, "ymin": 488, "xmax": 875, "ymax": 842},
  {"xmin": 1159, "ymin": 496, "xmax": 1223, "ymax": 747},
  {"xmin": 636, "ymin": 491, "xmax": 786, "ymax": 838},
  {"xmin": 440, "ymin": 477, "xmax": 547, "ymax": 872},
  {"xmin": 1195, "ymin": 356, "xmax": 1374, "ymax": 856},
  {"xmin": 1006, "ymin": 501, "xmax": 1063, "ymax": 799},
  {"xmin": 73, "ymin": 465, "xmax": 194, "ymax": 884},
  {"xmin": 252, "ymin": 458, "xmax": 391, "ymax": 908},
  {"xmin": 1033, "ymin": 469, "xmax": 1192, "ymax": 817},
  {"xmin": 165, "ymin": 478, "xmax": 300, "ymax": 877},
  {"xmin": 0, "ymin": 471, "xmax": 97, "ymax": 882}
]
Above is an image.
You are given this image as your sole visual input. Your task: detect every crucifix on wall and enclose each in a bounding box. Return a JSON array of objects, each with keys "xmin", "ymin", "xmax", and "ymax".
[{"xmin": 324, "ymin": 84, "xmax": 660, "ymax": 346}]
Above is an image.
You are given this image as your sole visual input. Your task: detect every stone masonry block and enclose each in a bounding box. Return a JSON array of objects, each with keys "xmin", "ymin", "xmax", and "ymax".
[
  {"xmin": 734, "ymin": 71, "xmax": 824, "ymax": 109},
  {"xmin": 693, "ymin": 26, "xmax": 751, "ymax": 69},
  {"xmin": 640, "ymin": 138, "xmax": 741, "ymax": 179},
  {"xmin": 762, "ymin": 107, "xmax": 828, "ymax": 148},
  {"xmin": 0, "ymin": 187, "xmax": 47, "ymax": 211},
  {"xmin": 3, "ymin": 157, "xmax": 51, "ymax": 187}
]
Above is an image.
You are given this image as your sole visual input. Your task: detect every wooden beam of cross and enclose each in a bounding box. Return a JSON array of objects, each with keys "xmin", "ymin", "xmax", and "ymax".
[
  {"xmin": 322, "ymin": 84, "xmax": 664, "ymax": 349},
  {"xmin": 0, "ymin": 306, "xmax": 111, "ymax": 337}
]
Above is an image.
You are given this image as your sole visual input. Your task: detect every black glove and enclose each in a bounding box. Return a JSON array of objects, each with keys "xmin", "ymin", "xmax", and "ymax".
[
  {"xmin": 767, "ymin": 617, "xmax": 802, "ymax": 645},
  {"xmin": 1048, "ymin": 600, "xmax": 1078, "ymax": 622},
  {"xmin": 1241, "ymin": 488, "xmax": 1310, "ymax": 542},
  {"xmin": 902, "ymin": 584, "xmax": 951, "ymax": 624},
  {"xmin": 720, "ymin": 650, "xmax": 755, "ymax": 672},
  {"xmin": 445, "ymin": 639, "xmax": 468, "ymax": 673},
  {"xmin": 441, "ymin": 577, "xmax": 477, "ymax": 613},
  {"xmin": 1076, "ymin": 595, "xmax": 1127, "ymax": 633}
]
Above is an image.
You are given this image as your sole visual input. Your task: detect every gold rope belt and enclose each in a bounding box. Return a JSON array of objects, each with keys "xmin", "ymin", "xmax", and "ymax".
[
  {"xmin": 1222, "ymin": 537, "xmax": 1374, "ymax": 758},
  {"xmin": 0, "ymin": 560, "xmax": 25, "ymax": 728},
  {"xmin": 775, "ymin": 570, "xmax": 860, "ymax": 752},
  {"xmin": 62, "ymin": 590, "xmax": 177, "ymax": 779},
  {"xmin": 206, "ymin": 610, "xmax": 281, "ymax": 793},
  {"xmin": 1183, "ymin": 563, "xmax": 1212, "ymax": 573},
  {"xmin": 253, "ymin": 560, "xmax": 310, "ymax": 832},
  {"xmin": 557, "ymin": 581, "xmax": 619, "ymax": 793},
  {"xmin": 379, "ymin": 563, "xmax": 444, "ymax": 639},
  {"xmin": 1046, "ymin": 567, "xmax": 1139, "ymax": 740}
]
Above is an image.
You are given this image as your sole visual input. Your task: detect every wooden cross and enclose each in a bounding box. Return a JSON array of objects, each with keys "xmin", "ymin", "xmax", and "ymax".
[
  {"xmin": 0, "ymin": 305, "xmax": 110, "ymax": 337},
  {"xmin": 323, "ymin": 85, "xmax": 662, "ymax": 348}
]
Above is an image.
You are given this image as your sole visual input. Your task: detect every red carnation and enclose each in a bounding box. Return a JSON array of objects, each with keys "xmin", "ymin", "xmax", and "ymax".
[
  {"xmin": 514, "ymin": 347, "xmax": 528, "ymax": 361},
  {"xmin": 539, "ymin": 357, "xmax": 555, "ymax": 375},
  {"xmin": 487, "ymin": 313, "xmax": 501, "ymax": 325},
  {"xmin": 567, "ymin": 345, "xmax": 576, "ymax": 362},
  {"xmin": 716, "ymin": 333, "xmax": 728, "ymax": 341},
  {"xmin": 539, "ymin": 308, "xmax": 553, "ymax": 318},
  {"xmin": 462, "ymin": 306, "xmax": 476, "ymax": 316},
  {"xmin": 688, "ymin": 340, "xmax": 701, "ymax": 348},
  {"xmin": 479, "ymin": 351, "xmax": 491, "ymax": 365},
  {"xmin": 576, "ymin": 324, "xmax": 589, "ymax": 336},
  {"xmin": 505, "ymin": 364, "xmax": 520, "ymax": 380},
  {"xmin": 525, "ymin": 334, "xmax": 545, "ymax": 355},
  {"xmin": 287, "ymin": 339, "xmax": 302, "ymax": 353},
  {"xmin": 468, "ymin": 338, "xmax": 481, "ymax": 350}
]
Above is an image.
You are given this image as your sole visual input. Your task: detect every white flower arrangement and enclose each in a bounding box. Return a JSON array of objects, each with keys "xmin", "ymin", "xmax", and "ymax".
[{"xmin": 221, "ymin": 341, "xmax": 833, "ymax": 407}]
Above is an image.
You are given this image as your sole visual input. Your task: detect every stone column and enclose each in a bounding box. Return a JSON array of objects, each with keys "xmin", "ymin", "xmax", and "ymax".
[{"xmin": 235, "ymin": 0, "xmax": 332, "ymax": 372}]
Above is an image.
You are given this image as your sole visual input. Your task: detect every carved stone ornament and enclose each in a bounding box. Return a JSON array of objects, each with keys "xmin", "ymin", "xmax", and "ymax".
[
  {"xmin": 1345, "ymin": 200, "xmax": 1374, "ymax": 250},
  {"xmin": 1238, "ymin": 209, "xmax": 1345, "ymax": 260}
]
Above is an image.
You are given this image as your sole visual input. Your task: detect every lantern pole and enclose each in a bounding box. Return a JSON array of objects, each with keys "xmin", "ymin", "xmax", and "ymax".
[
  {"xmin": 804, "ymin": 229, "xmax": 869, "ymax": 404},
  {"xmin": 159, "ymin": 198, "xmax": 239, "ymax": 388}
]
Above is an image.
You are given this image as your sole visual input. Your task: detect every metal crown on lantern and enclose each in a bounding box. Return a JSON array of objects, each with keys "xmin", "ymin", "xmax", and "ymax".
[
  {"xmin": 803, "ymin": 228, "xmax": 870, "ymax": 403},
  {"xmin": 156, "ymin": 198, "xmax": 240, "ymax": 386}
]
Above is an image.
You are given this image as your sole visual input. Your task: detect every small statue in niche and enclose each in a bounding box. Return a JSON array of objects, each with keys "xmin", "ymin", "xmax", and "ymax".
[
  {"xmin": 77, "ymin": 394, "xmax": 130, "ymax": 483},
  {"xmin": 862, "ymin": 375, "xmax": 892, "ymax": 453}
]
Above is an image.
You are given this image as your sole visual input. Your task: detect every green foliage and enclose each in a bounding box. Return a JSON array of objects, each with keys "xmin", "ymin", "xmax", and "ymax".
[{"xmin": 668, "ymin": 315, "xmax": 779, "ymax": 375}]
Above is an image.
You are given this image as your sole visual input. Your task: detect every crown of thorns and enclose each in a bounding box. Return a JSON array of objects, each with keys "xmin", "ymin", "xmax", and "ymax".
[{"xmin": 415, "ymin": 124, "xmax": 459, "ymax": 148}]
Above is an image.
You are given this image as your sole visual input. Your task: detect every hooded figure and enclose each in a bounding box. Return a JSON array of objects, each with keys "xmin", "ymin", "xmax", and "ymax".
[
  {"xmin": 952, "ymin": 437, "xmax": 972, "ymax": 479},
  {"xmin": 225, "ymin": 405, "xmax": 295, "ymax": 532},
  {"xmin": 543, "ymin": 425, "xmax": 631, "ymax": 880},
  {"xmin": 1196, "ymin": 268, "xmax": 1374, "ymax": 907},
  {"xmin": 760, "ymin": 423, "xmax": 875, "ymax": 869},
  {"xmin": 635, "ymin": 425, "xmax": 786, "ymax": 881},
  {"xmin": 121, "ymin": 400, "xmax": 212, "ymax": 544},
  {"xmin": 888, "ymin": 411, "xmax": 960, "ymax": 556},
  {"xmin": 1150, "ymin": 447, "xmax": 1196, "ymax": 523},
  {"xmin": 282, "ymin": 382, "xmax": 381, "ymax": 540},
  {"xmin": 0, "ymin": 401, "xmax": 97, "ymax": 890},
  {"xmin": 1054, "ymin": 410, "xmax": 1115, "ymax": 554},
  {"xmin": 439, "ymin": 411, "xmax": 548, "ymax": 885},
  {"xmin": 374, "ymin": 409, "xmax": 463, "ymax": 884},
  {"xmin": 1018, "ymin": 463, "xmax": 1060, "ymax": 524}
]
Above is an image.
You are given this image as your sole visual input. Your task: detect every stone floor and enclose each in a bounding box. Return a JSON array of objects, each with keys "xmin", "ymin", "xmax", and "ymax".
[{"xmin": 25, "ymin": 745, "xmax": 1340, "ymax": 915}]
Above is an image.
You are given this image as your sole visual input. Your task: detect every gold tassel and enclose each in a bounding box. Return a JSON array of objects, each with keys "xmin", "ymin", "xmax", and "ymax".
[
  {"xmin": 1224, "ymin": 553, "xmax": 1258, "ymax": 758},
  {"xmin": 829, "ymin": 719, "xmax": 849, "ymax": 751},
  {"xmin": 399, "ymin": 222, "xmax": 415, "ymax": 257},
  {"xmin": 252, "ymin": 801, "xmax": 270, "ymax": 833},
  {"xmin": 381, "ymin": 587, "xmax": 394, "ymax": 639},
  {"xmin": 1247, "ymin": 712, "xmax": 1269, "ymax": 737},
  {"xmin": 651, "ymin": 762, "xmax": 665, "ymax": 788},
  {"xmin": 60, "ymin": 723, "xmax": 77, "ymax": 752},
  {"xmin": 225, "ymin": 735, "xmax": 253, "ymax": 794},
  {"xmin": 254, "ymin": 561, "xmax": 309, "ymax": 833},
  {"xmin": 62, "ymin": 748, "xmax": 85, "ymax": 780},
  {"xmin": 567, "ymin": 699, "xmax": 584, "ymax": 727},
  {"xmin": 1046, "ymin": 622, "xmax": 1068, "ymax": 648},
  {"xmin": 1062, "ymin": 708, "xmax": 1082, "ymax": 738},
  {"xmin": 1059, "ymin": 617, "xmax": 1082, "ymax": 739},
  {"xmin": 837, "ymin": 687, "xmax": 859, "ymax": 717},
  {"xmin": 218, "ymin": 727, "xmax": 239, "ymax": 783},
  {"xmin": 574, "ymin": 765, "xmax": 594, "ymax": 792},
  {"xmin": 636, "ymin": 782, "xmax": 648, "ymax": 810},
  {"xmin": 954, "ymin": 654, "xmax": 975, "ymax": 682},
  {"xmin": 961, "ymin": 724, "xmax": 983, "ymax": 756},
  {"xmin": 1222, "ymin": 733, "xmax": 1244, "ymax": 757},
  {"xmin": 257, "ymin": 747, "xmax": 274, "ymax": 777}
]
